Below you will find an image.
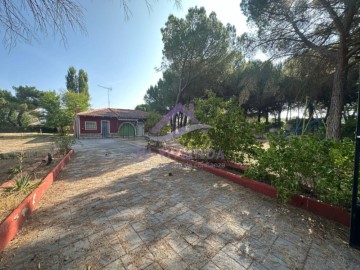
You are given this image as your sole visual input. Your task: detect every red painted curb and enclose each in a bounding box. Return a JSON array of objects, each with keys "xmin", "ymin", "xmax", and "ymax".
[
  {"xmin": 153, "ymin": 147, "xmax": 350, "ymax": 226},
  {"xmin": 289, "ymin": 195, "xmax": 350, "ymax": 226},
  {"xmin": 0, "ymin": 149, "xmax": 74, "ymax": 253},
  {"xmin": 153, "ymin": 148, "xmax": 277, "ymax": 198}
]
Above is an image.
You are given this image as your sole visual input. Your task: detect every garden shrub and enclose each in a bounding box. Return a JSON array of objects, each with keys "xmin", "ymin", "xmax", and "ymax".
[
  {"xmin": 55, "ymin": 133, "xmax": 76, "ymax": 155},
  {"xmin": 341, "ymin": 117, "xmax": 356, "ymax": 139},
  {"xmin": 145, "ymin": 112, "xmax": 171, "ymax": 135},
  {"xmin": 245, "ymin": 133, "xmax": 355, "ymax": 209},
  {"xmin": 5, "ymin": 174, "xmax": 40, "ymax": 193},
  {"xmin": 179, "ymin": 92, "xmax": 261, "ymax": 164}
]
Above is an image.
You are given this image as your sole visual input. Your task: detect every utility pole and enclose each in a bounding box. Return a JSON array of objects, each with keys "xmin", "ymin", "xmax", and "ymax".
[
  {"xmin": 98, "ymin": 85, "xmax": 112, "ymax": 108},
  {"xmin": 350, "ymin": 55, "xmax": 360, "ymax": 249}
]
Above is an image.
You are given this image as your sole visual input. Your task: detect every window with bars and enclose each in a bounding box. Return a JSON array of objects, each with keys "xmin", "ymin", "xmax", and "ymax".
[{"xmin": 85, "ymin": 121, "xmax": 97, "ymax": 130}]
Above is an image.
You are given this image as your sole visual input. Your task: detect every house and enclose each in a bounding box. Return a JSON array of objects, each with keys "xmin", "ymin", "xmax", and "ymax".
[{"xmin": 74, "ymin": 108, "xmax": 148, "ymax": 138}]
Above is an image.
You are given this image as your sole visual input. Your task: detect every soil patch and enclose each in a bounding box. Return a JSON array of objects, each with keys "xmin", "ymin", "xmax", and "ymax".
[{"xmin": 0, "ymin": 153, "xmax": 64, "ymax": 223}]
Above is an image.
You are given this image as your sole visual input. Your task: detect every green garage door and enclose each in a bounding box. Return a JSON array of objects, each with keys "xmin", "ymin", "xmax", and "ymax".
[{"xmin": 119, "ymin": 123, "xmax": 135, "ymax": 137}]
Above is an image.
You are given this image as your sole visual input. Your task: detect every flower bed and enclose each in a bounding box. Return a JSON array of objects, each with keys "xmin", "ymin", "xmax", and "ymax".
[{"xmin": 0, "ymin": 149, "xmax": 74, "ymax": 252}]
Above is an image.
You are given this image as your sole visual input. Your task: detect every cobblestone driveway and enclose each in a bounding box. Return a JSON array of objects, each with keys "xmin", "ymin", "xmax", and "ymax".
[{"xmin": 1, "ymin": 138, "xmax": 360, "ymax": 269}]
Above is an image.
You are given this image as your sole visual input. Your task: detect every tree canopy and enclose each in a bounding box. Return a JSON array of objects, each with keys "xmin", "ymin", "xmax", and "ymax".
[
  {"xmin": 65, "ymin": 67, "xmax": 90, "ymax": 96},
  {"xmin": 240, "ymin": 0, "xmax": 360, "ymax": 139},
  {"xmin": 0, "ymin": 86, "xmax": 42, "ymax": 128},
  {"xmin": 160, "ymin": 6, "xmax": 241, "ymax": 106}
]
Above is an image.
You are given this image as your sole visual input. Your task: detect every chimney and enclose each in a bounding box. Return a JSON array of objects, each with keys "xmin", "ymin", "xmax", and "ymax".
[{"xmin": 75, "ymin": 106, "xmax": 81, "ymax": 114}]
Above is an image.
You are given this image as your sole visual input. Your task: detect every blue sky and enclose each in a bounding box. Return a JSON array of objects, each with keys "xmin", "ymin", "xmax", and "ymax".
[{"xmin": 0, "ymin": 0, "xmax": 259, "ymax": 110}]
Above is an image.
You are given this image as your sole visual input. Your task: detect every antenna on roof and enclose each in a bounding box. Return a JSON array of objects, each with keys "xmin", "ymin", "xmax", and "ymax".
[{"xmin": 98, "ymin": 85, "xmax": 112, "ymax": 108}]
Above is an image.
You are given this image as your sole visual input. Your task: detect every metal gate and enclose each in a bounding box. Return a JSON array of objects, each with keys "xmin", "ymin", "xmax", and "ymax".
[
  {"xmin": 101, "ymin": 121, "xmax": 110, "ymax": 138},
  {"xmin": 119, "ymin": 123, "xmax": 135, "ymax": 137}
]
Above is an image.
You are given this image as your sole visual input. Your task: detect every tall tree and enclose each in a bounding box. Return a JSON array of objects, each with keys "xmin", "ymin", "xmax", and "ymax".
[
  {"xmin": 241, "ymin": 0, "xmax": 360, "ymax": 140},
  {"xmin": 40, "ymin": 90, "xmax": 90, "ymax": 133},
  {"xmin": 66, "ymin": 67, "xmax": 90, "ymax": 96},
  {"xmin": 144, "ymin": 71, "xmax": 178, "ymax": 113},
  {"xmin": 0, "ymin": 86, "xmax": 42, "ymax": 127},
  {"xmin": 161, "ymin": 6, "xmax": 240, "ymax": 106},
  {"xmin": 135, "ymin": 104, "xmax": 150, "ymax": 112},
  {"xmin": 66, "ymin": 66, "xmax": 78, "ymax": 93},
  {"xmin": 40, "ymin": 91, "xmax": 72, "ymax": 132},
  {"xmin": 283, "ymin": 53, "xmax": 334, "ymax": 116},
  {"xmin": 62, "ymin": 91, "xmax": 90, "ymax": 115},
  {"xmin": 239, "ymin": 61, "xmax": 281, "ymax": 123},
  {"xmin": 78, "ymin": 69, "xmax": 89, "ymax": 96}
]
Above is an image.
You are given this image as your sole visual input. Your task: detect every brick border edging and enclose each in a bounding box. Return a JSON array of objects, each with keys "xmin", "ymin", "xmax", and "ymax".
[
  {"xmin": 152, "ymin": 147, "xmax": 350, "ymax": 226},
  {"xmin": 0, "ymin": 149, "xmax": 75, "ymax": 253}
]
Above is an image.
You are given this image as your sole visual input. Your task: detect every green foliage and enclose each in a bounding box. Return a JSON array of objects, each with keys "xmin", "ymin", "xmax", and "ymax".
[
  {"xmin": 62, "ymin": 91, "xmax": 89, "ymax": 113},
  {"xmin": 40, "ymin": 90, "xmax": 89, "ymax": 133},
  {"xmin": 5, "ymin": 174, "xmax": 39, "ymax": 192},
  {"xmin": 239, "ymin": 61, "xmax": 282, "ymax": 123},
  {"xmin": 135, "ymin": 104, "xmax": 150, "ymax": 112},
  {"xmin": 160, "ymin": 7, "xmax": 241, "ymax": 107},
  {"xmin": 55, "ymin": 134, "xmax": 76, "ymax": 155},
  {"xmin": 341, "ymin": 117, "xmax": 356, "ymax": 139},
  {"xmin": 66, "ymin": 66, "xmax": 89, "ymax": 96},
  {"xmin": 66, "ymin": 66, "xmax": 78, "ymax": 92},
  {"xmin": 78, "ymin": 69, "xmax": 89, "ymax": 96},
  {"xmin": 144, "ymin": 71, "xmax": 178, "ymax": 113},
  {"xmin": 179, "ymin": 92, "xmax": 260, "ymax": 163},
  {"xmin": 40, "ymin": 91, "xmax": 72, "ymax": 132},
  {"xmin": 145, "ymin": 112, "xmax": 170, "ymax": 135},
  {"xmin": 0, "ymin": 86, "xmax": 42, "ymax": 128},
  {"xmin": 5, "ymin": 151, "xmax": 39, "ymax": 192},
  {"xmin": 7, "ymin": 165, "xmax": 21, "ymax": 175},
  {"xmin": 246, "ymin": 133, "xmax": 354, "ymax": 208},
  {"xmin": 240, "ymin": 0, "xmax": 360, "ymax": 140}
]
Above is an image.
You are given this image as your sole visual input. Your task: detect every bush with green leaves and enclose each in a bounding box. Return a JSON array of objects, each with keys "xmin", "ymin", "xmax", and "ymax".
[
  {"xmin": 145, "ymin": 112, "xmax": 171, "ymax": 136},
  {"xmin": 245, "ymin": 133, "xmax": 354, "ymax": 209},
  {"xmin": 179, "ymin": 92, "xmax": 260, "ymax": 163},
  {"xmin": 55, "ymin": 134, "xmax": 76, "ymax": 155}
]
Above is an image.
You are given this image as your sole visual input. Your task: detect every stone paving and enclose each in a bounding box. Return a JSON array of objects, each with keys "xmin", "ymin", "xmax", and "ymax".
[{"xmin": 1, "ymin": 138, "xmax": 360, "ymax": 270}]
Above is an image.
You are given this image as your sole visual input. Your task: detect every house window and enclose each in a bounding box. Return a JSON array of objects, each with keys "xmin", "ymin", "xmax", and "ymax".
[{"xmin": 85, "ymin": 121, "xmax": 97, "ymax": 130}]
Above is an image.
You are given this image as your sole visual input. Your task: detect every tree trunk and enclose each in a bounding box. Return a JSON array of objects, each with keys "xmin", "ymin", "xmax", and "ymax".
[
  {"xmin": 265, "ymin": 111, "xmax": 269, "ymax": 124},
  {"xmin": 278, "ymin": 108, "xmax": 281, "ymax": 124},
  {"xmin": 286, "ymin": 104, "xmax": 289, "ymax": 121},
  {"xmin": 326, "ymin": 41, "xmax": 348, "ymax": 140},
  {"xmin": 172, "ymin": 114, "xmax": 177, "ymax": 132},
  {"xmin": 17, "ymin": 111, "xmax": 24, "ymax": 127},
  {"xmin": 7, "ymin": 109, "xmax": 17, "ymax": 127},
  {"xmin": 257, "ymin": 111, "xmax": 261, "ymax": 123}
]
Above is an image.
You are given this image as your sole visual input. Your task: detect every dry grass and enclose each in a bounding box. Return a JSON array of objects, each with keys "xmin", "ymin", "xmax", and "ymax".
[
  {"xmin": 0, "ymin": 191, "xmax": 30, "ymax": 221},
  {"xmin": 0, "ymin": 133, "xmax": 57, "ymax": 155},
  {"xmin": 0, "ymin": 133, "xmax": 62, "ymax": 223},
  {"xmin": 0, "ymin": 133, "xmax": 57, "ymax": 184}
]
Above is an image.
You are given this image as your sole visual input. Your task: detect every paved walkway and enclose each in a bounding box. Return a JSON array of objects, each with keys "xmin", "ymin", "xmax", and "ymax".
[{"xmin": 1, "ymin": 138, "xmax": 359, "ymax": 270}]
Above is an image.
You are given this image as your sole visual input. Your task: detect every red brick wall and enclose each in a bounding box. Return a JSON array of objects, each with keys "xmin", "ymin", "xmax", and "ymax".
[
  {"xmin": 79, "ymin": 116, "xmax": 119, "ymax": 134},
  {"xmin": 110, "ymin": 118, "xmax": 119, "ymax": 133},
  {"xmin": 79, "ymin": 116, "xmax": 140, "ymax": 135}
]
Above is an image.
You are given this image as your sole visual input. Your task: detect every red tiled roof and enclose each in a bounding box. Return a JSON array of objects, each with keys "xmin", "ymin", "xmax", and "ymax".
[{"xmin": 77, "ymin": 108, "xmax": 148, "ymax": 119}]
